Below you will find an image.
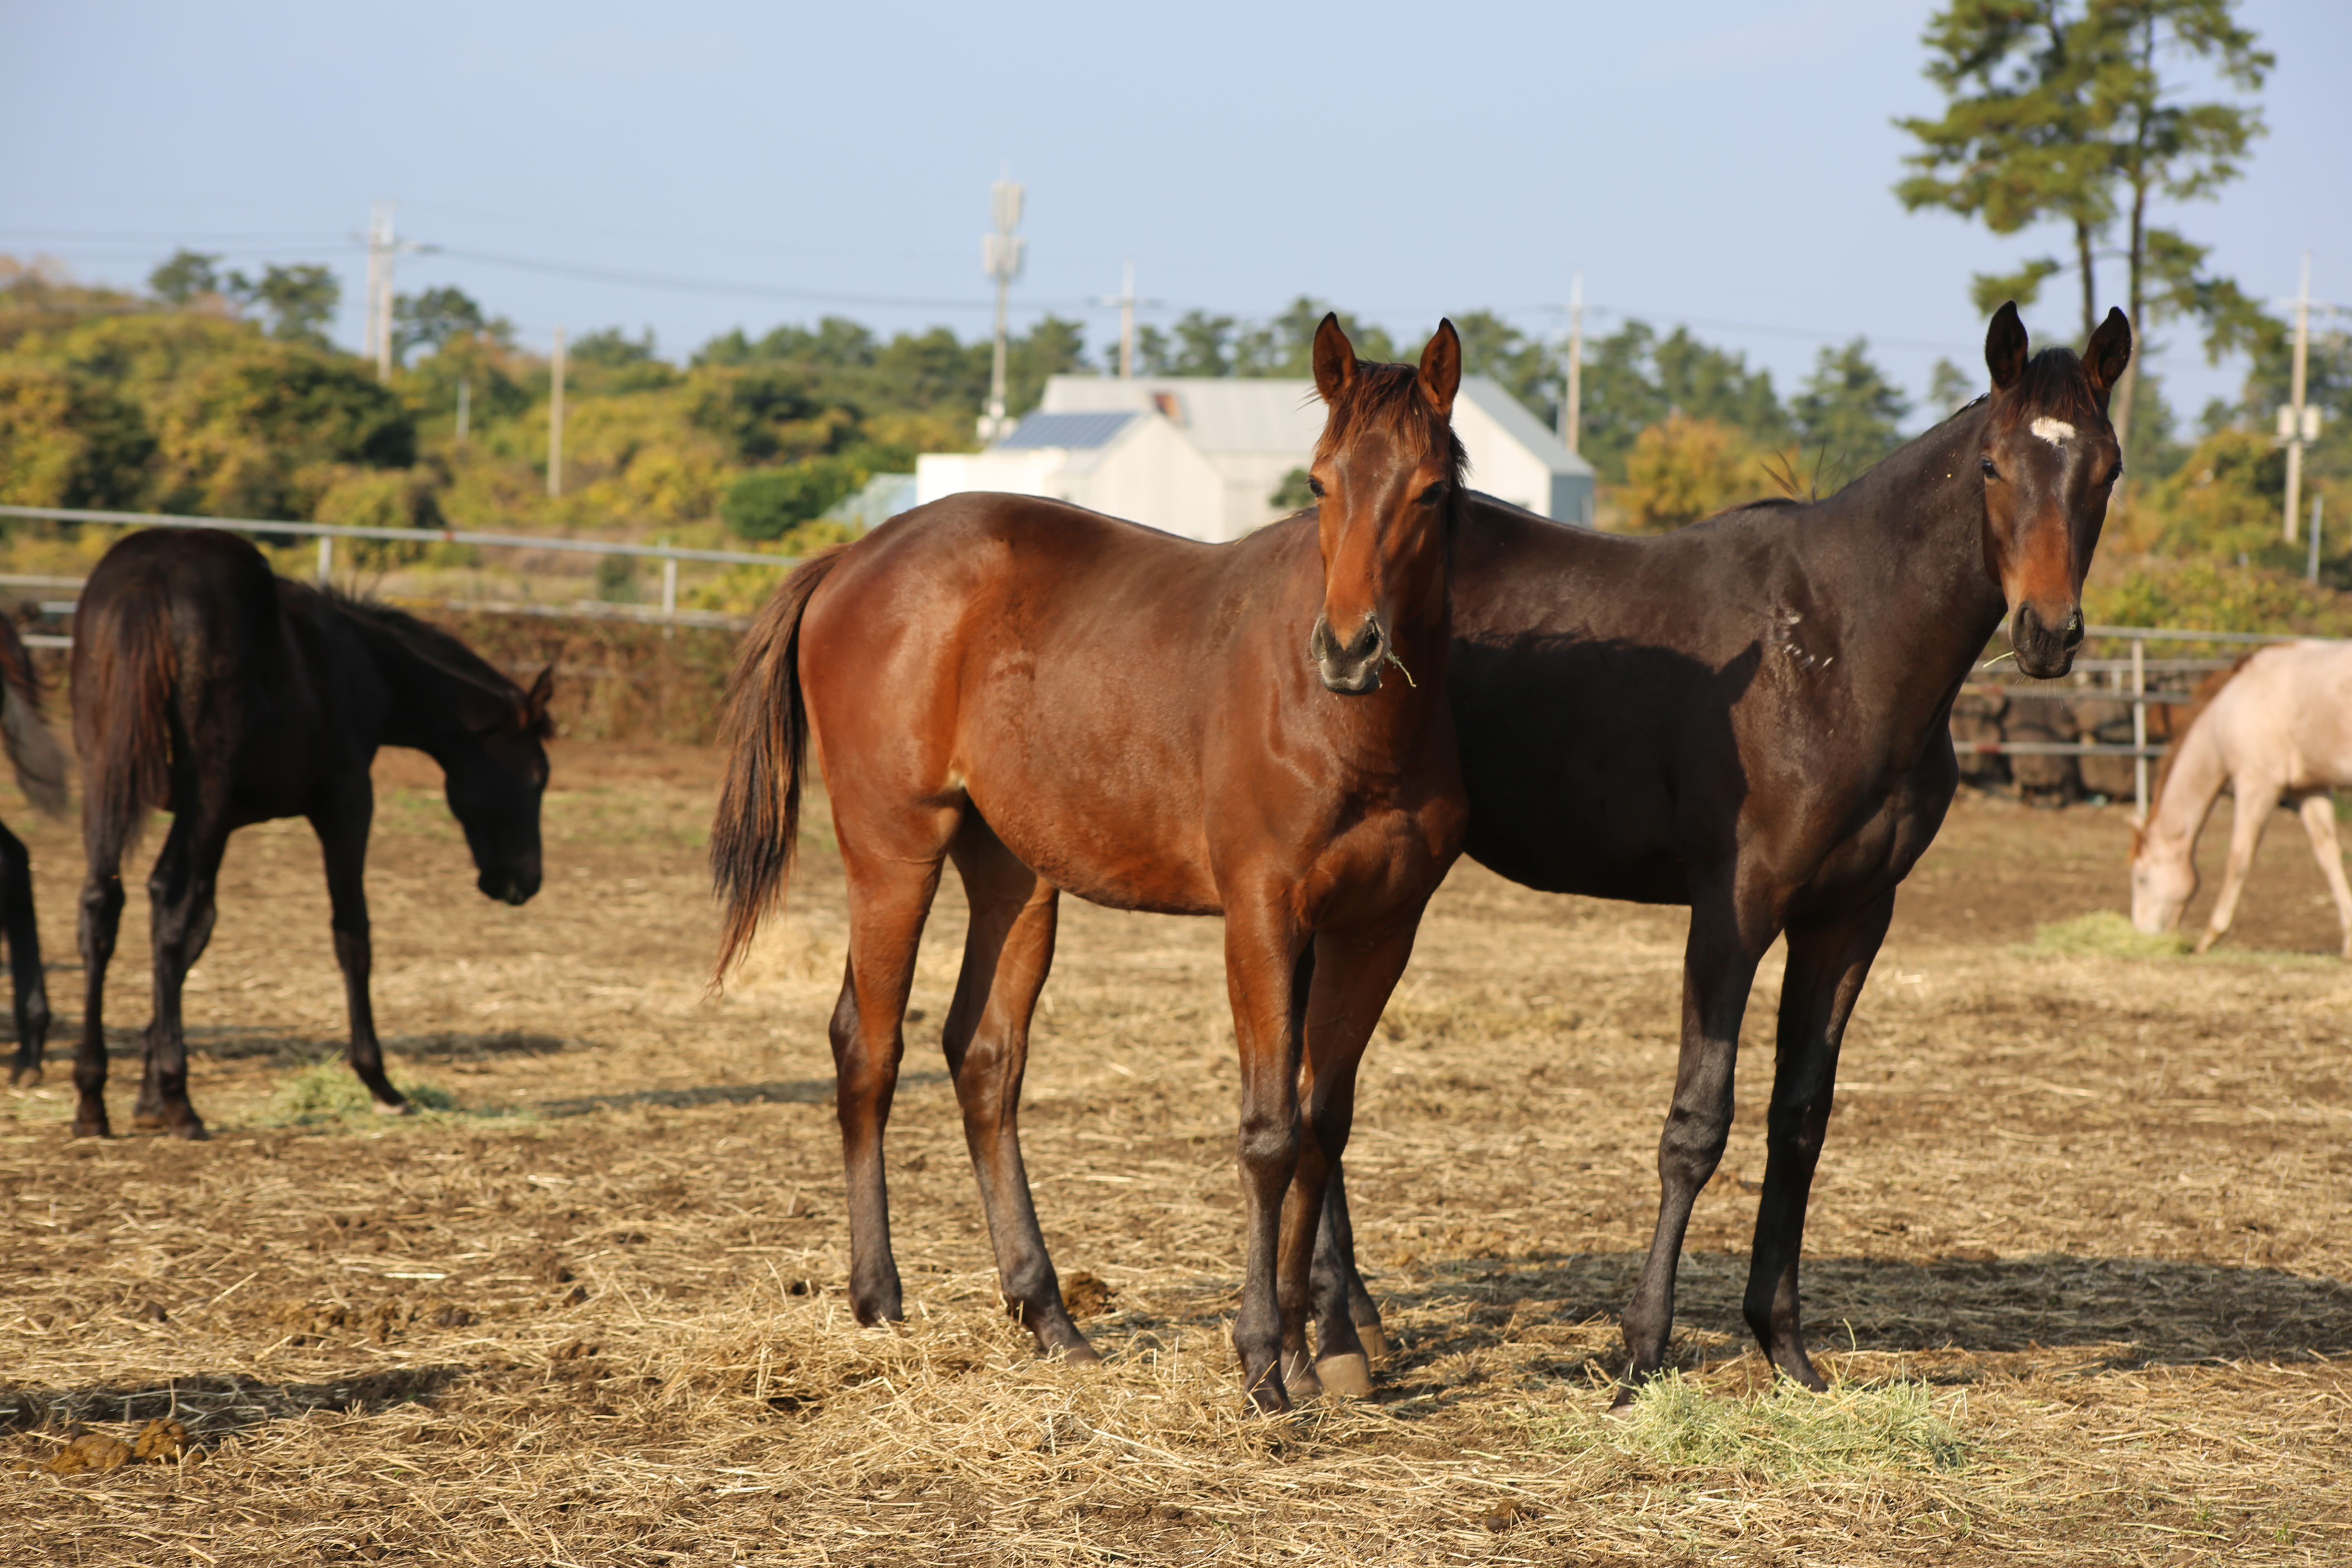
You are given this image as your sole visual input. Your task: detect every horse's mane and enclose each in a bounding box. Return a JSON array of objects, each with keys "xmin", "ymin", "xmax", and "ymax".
[
  {"xmin": 2145, "ymin": 650, "xmax": 2261, "ymax": 822},
  {"xmin": 317, "ymin": 586, "xmax": 540, "ymax": 724},
  {"xmin": 1316, "ymin": 360, "xmax": 1469, "ymax": 489}
]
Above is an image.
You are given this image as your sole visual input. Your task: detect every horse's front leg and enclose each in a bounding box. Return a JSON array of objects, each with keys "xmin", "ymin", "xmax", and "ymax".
[
  {"xmin": 1744, "ymin": 889, "xmax": 1894, "ymax": 1391},
  {"xmin": 1223, "ymin": 896, "xmax": 1312, "ymax": 1413},
  {"xmin": 940, "ymin": 819, "xmax": 1093, "ymax": 1360},
  {"xmin": 1618, "ymin": 880, "xmax": 1767, "ymax": 1403},
  {"xmin": 313, "ymin": 778, "xmax": 404, "ymax": 1113},
  {"xmin": 1310, "ymin": 1161, "xmax": 1390, "ymax": 1366},
  {"xmin": 2196, "ymin": 778, "xmax": 2281, "ymax": 954},
  {"xmin": 0, "ymin": 820, "xmax": 50, "ymax": 1088},
  {"xmin": 1279, "ymin": 920, "xmax": 1420, "ymax": 1401}
]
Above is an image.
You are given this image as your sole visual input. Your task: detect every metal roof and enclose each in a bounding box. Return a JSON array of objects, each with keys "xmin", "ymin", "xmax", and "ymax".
[{"xmin": 996, "ymin": 410, "xmax": 1136, "ymax": 450}]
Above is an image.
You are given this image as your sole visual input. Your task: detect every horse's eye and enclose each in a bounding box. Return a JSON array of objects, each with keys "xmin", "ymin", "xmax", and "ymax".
[
  {"xmin": 1418, "ymin": 481, "xmax": 1450, "ymax": 506},
  {"xmin": 1307, "ymin": 477, "xmax": 1326, "ymax": 500},
  {"xmin": 2105, "ymin": 464, "xmax": 2124, "ymax": 486},
  {"xmin": 1980, "ymin": 457, "xmax": 2000, "ymax": 479}
]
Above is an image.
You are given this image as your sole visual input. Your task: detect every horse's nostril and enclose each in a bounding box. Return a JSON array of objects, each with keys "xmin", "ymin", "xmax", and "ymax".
[{"xmin": 2062, "ymin": 612, "xmax": 2085, "ymax": 650}]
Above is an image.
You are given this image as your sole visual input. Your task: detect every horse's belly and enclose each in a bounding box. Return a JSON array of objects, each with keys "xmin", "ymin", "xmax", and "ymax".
[{"xmin": 970, "ymin": 771, "xmax": 1221, "ymax": 916}]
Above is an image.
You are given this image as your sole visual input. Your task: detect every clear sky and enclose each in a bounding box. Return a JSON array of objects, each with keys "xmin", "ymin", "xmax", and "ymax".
[{"xmin": 4, "ymin": 0, "xmax": 2344, "ymax": 433}]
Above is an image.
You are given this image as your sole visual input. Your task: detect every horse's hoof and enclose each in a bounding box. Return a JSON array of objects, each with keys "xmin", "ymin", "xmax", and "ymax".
[
  {"xmin": 170, "ymin": 1120, "xmax": 209, "ymax": 1142},
  {"xmin": 1314, "ymin": 1352, "xmax": 1373, "ymax": 1398},
  {"xmin": 1356, "ymin": 1322, "xmax": 1392, "ymax": 1362},
  {"xmin": 131, "ymin": 1111, "xmax": 168, "ymax": 1133},
  {"xmin": 371, "ymin": 1098, "xmax": 413, "ymax": 1117},
  {"xmin": 70, "ymin": 1118, "xmax": 111, "ymax": 1140},
  {"xmin": 8, "ymin": 1064, "xmax": 38, "ymax": 1088},
  {"xmin": 1047, "ymin": 1339, "xmax": 1103, "ymax": 1366}
]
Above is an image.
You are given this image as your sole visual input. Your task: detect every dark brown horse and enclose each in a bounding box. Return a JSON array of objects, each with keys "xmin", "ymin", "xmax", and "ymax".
[
  {"xmin": 1305, "ymin": 303, "xmax": 2133, "ymax": 1400},
  {"xmin": 50, "ymin": 528, "xmax": 553, "ymax": 1139},
  {"xmin": 713, "ymin": 317, "xmax": 1468, "ymax": 1411},
  {"xmin": 0, "ymin": 615, "xmax": 71, "ymax": 1082}
]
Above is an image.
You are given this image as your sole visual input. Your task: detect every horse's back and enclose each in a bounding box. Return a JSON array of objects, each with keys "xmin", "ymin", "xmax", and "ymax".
[{"xmin": 2212, "ymin": 641, "xmax": 2352, "ymax": 788}]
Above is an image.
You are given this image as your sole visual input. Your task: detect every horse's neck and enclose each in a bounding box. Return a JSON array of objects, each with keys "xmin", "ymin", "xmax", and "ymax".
[
  {"xmin": 2148, "ymin": 715, "xmax": 2229, "ymax": 858},
  {"xmin": 1812, "ymin": 408, "xmax": 2011, "ymax": 714},
  {"xmin": 349, "ymin": 616, "xmax": 484, "ymax": 758}
]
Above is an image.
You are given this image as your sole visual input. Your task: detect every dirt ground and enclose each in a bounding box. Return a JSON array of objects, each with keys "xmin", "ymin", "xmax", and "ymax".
[{"xmin": 2, "ymin": 741, "xmax": 2347, "ymax": 1566}]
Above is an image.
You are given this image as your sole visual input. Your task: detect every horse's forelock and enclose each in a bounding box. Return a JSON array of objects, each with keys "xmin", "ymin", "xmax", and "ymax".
[
  {"xmin": 1315, "ymin": 360, "xmax": 1468, "ymax": 488},
  {"xmin": 1998, "ymin": 346, "xmax": 2105, "ymax": 432}
]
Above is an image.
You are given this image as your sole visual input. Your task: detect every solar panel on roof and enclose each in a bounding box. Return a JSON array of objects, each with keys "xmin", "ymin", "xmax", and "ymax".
[{"xmin": 995, "ymin": 411, "xmax": 1136, "ymax": 450}]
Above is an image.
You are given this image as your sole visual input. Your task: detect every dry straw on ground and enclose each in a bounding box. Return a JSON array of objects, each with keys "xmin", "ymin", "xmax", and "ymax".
[{"xmin": 3, "ymin": 745, "xmax": 2348, "ymax": 1564}]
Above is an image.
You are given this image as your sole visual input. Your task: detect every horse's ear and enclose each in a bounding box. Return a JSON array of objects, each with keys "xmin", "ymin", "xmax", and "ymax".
[
  {"xmin": 1985, "ymin": 301, "xmax": 2028, "ymax": 392},
  {"xmin": 1312, "ymin": 312, "xmax": 1356, "ymax": 403},
  {"xmin": 525, "ymin": 664, "xmax": 556, "ymax": 736},
  {"xmin": 1418, "ymin": 318, "xmax": 1462, "ymax": 420},
  {"xmin": 2084, "ymin": 306, "xmax": 2132, "ymax": 405}
]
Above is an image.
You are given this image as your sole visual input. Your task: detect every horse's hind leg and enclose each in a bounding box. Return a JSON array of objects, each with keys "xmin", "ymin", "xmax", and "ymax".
[
  {"xmin": 2196, "ymin": 778, "xmax": 2281, "ymax": 954},
  {"xmin": 72, "ymin": 821, "xmax": 135, "ymax": 1138},
  {"xmin": 939, "ymin": 816, "xmax": 1094, "ymax": 1360},
  {"xmin": 830, "ymin": 820, "xmax": 953, "ymax": 1329},
  {"xmin": 135, "ymin": 803, "xmax": 230, "ymax": 1139},
  {"xmin": 0, "ymin": 820, "xmax": 49, "ymax": 1088},
  {"xmin": 1742, "ymin": 890, "xmax": 1894, "ymax": 1392},
  {"xmin": 2292, "ymin": 794, "xmax": 2352, "ymax": 960}
]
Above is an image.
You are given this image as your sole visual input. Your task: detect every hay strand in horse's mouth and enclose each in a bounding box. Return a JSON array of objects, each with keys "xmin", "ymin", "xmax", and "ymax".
[
  {"xmin": 1384, "ymin": 650, "xmax": 1417, "ymax": 688},
  {"xmin": 1980, "ymin": 650, "xmax": 2017, "ymax": 670}
]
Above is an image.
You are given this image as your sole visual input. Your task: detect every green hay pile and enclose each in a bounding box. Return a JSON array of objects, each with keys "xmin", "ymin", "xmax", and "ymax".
[
  {"xmin": 1526, "ymin": 1372, "xmax": 1973, "ymax": 1479},
  {"xmin": 261, "ymin": 1056, "xmax": 459, "ymax": 1127},
  {"xmin": 2031, "ymin": 909, "xmax": 2190, "ymax": 958}
]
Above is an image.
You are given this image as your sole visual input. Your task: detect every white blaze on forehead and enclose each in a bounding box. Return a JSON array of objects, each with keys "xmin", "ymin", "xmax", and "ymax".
[{"xmin": 2031, "ymin": 416, "xmax": 2077, "ymax": 445}]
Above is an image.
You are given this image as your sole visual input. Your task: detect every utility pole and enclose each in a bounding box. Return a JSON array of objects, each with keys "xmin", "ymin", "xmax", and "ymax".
[
  {"xmin": 359, "ymin": 201, "xmax": 428, "ymax": 381},
  {"xmin": 363, "ymin": 201, "xmax": 391, "ymax": 381},
  {"xmin": 455, "ymin": 376, "xmax": 471, "ymax": 444},
  {"xmin": 1559, "ymin": 270, "xmax": 1584, "ymax": 455},
  {"xmin": 2281, "ymin": 252, "xmax": 2319, "ymax": 544},
  {"xmin": 979, "ymin": 174, "xmax": 1025, "ymax": 442},
  {"xmin": 548, "ymin": 326, "xmax": 567, "ymax": 500}
]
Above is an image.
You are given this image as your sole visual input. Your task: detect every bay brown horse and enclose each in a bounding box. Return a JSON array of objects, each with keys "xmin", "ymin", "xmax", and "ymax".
[
  {"xmin": 713, "ymin": 317, "xmax": 1468, "ymax": 1411},
  {"xmin": 51, "ymin": 528, "xmax": 552, "ymax": 1139},
  {"xmin": 0, "ymin": 614, "xmax": 71, "ymax": 1081},
  {"xmin": 1306, "ymin": 302, "xmax": 2133, "ymax": 1401}
]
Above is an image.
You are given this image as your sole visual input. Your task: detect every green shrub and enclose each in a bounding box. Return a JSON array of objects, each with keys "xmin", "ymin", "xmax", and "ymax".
[{"xmin": 720, "ymin": 457, "xmax": 864, "ymax": 542}]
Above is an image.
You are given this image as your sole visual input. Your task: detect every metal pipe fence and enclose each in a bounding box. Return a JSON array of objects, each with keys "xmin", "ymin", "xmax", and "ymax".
[{"xmin": 1967, "ymin": 624, "xmax": 2331, "ymax": 815}]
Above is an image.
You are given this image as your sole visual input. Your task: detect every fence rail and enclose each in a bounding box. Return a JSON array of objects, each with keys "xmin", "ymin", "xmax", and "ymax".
[{"xmin": 0, "ymin": 503, "xmax": 800, "ymax": 626}]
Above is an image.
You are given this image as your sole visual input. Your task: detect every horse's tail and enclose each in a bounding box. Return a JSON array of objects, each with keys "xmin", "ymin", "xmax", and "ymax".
[
  {"xmin": 2144, "ymin": 649, "xmax": 2261, "ymax": 823},
  {"xmin": 0, "ymin": 619, "xmax": 69, "ymax": 818},
  {"xmin": 70, "ymin": 587, "xmax": 176, "ymax": 865},
  {"xmin": 710, "ymin": 545, "xmax": 851, "ymax": 983}
]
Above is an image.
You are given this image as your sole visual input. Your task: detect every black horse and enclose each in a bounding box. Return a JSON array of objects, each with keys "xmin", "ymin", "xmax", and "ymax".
[
  {"xmin": 0, "ymin": 615, "xmax": 71, "ymax": 1079},
  {"xmin": 1304, "ymin": 303, "xmax": 2134, "ymax": 1400},
  {"xmin": 43, "ymin": 528, "xmax": 553, "ymax": 1139}
]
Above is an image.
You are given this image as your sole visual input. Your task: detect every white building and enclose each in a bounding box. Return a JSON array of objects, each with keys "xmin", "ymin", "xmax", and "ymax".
[{"xmin": 915, "ymin": 374, "xmax": 1595, "ymax": 543}]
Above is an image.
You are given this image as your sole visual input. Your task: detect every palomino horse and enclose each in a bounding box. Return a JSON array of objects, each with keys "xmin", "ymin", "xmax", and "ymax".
[
  {"xmin": 713, "ymin": 317, "xmax": 1468, "ymax": 1411},
  {"xmin": 53, "ymin": 529, "xmax": 553, "ymax": 1139},
  {"xmin": 0, "ymin": 614, "xmax": 71, "ymax": 1078},
  {"xmin": 2130, "ymin": 640, "xmax": 2352, "ymax": 957},
  {"xmin": 1301, "ymin": 303, "xmax": 2134, "ymax": 1401}
]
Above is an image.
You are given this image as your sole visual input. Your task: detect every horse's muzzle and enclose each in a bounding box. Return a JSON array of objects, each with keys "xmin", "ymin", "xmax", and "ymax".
[
  {"xmin": 479, "ymin": 866, "xmax": 540, "ymax": 906},
  {"xmin": 1311, "ymin": 613, "xmax": 1385, "ymax": 696},
  {"xmin": 2009, "ymin": 602, "xmax": 2084, "ymax": 680}
]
